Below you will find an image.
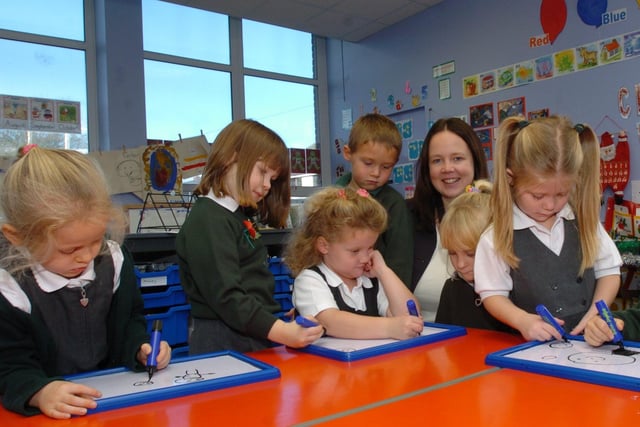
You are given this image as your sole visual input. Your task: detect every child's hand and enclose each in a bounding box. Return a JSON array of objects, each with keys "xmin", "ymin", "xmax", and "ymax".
[
  {"xmin": 584, "ymin": 315, "xmax": 625, "ymax": 347},
  {"xmin": 137, "ymin": 340, "xmax": 172, "ymax": 370},
  {"xmin": 517, "ymin": 312, "xmax": 564, "ymax": 342},
  {"xmin": 364, "ymin": 250, "xmax": 388, "ymax": 278},
  {"xmin": 269, "ymin": 318, "xmax": 325, "ymax": 348},
  {"xmin": 386, "ymin": 315, "xmax": 424, "ymax": 340},
  {"xmin": 29, "ymin": 380, "xmax": 101, "ymax": 419}
]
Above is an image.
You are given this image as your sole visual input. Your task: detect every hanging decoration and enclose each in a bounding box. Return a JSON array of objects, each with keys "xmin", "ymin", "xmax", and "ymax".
[
  {"xmin": 143, "ymin": 144, "xmax": 182, "ymax": 193},
  {"xmin": 577, "ymin": 0, "xmax": 608, "ymax": 27},
  {"xmin": 540, "ymin": 0, "xmax": 567, "ymax": 44},
  {"xmin": 599, "ymin": 130, "xmax": 630, "ymax": 201}
]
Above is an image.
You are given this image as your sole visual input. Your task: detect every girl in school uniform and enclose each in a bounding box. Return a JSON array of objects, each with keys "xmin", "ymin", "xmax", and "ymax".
[
  {"xmin": 285, "ymin": 186, "xmax": 423, "ymax": 339},
  {"xmin": 0, "ymin": 147, "xmax": 171, "ymax": 419},
  {"xmin": 474, "ymin": 116, "xmax": 621, "ymax": 342},
  {"xmin": 435, "ymin": 180, "xmax": 510, "ymax": 332},
  {"xmin": 176, "ymin": 119, "xmax": 323, "ymax": 354}
]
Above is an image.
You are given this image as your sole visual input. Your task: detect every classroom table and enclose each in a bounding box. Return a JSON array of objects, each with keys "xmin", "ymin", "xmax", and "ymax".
[
  {"xmin": 0, "ymin": 328, "xmax": 522, "ymax": 426},
  {"xmin": 315, "ymin": 368, "xmax": 640, "ymax": 426}
]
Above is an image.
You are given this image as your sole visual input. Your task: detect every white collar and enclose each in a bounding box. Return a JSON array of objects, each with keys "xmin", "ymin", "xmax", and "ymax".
[
  {"xmin": 513, "ymin": 203, "xmax": 574, "ymax": 231},
  {"xmin": 317, "ymin": 263, "xmax": 372, "ymax": 289},
  {"xmin": 31, "ymin": 261, "xmax": 96, "ymax": 292},
  {"xmin": 205, "ymin": 188, "xmax": 239, "ymax": 212}
]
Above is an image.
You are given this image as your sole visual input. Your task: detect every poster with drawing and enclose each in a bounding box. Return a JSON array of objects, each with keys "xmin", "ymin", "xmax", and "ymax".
[
  {"xmin": 171, "ymin": 135, "xmax": 209, "ymax": 179},
  {"xmin": 88, "ymin": 147, "xmax": 145, "ymax": 195},
  {"xmin": 67, "ymin": 351, "xmax": 280, "ymax": 414},
  {"xmin": 486, "ymin": 338, "xmax": 640, "ymax": 391}
]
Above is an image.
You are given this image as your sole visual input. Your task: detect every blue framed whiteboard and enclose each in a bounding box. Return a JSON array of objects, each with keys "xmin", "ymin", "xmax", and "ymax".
[
  {"xmin": 66, "ymin": 351, "xmax": 280, "ymax": 413},
  {"xmin": 485, "ymin": 337, "xmax": 640, "ymax": 391},
  {"xmin": 295, "ymin": 322, "xmax": 466, "ymax": 362}
]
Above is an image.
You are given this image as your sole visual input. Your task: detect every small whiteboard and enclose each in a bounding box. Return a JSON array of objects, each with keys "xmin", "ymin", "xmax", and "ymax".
[
  {"xmin": 486, "ymin": 337, "xmax": 640, "ymax": 391},
  {"xmin": 67, "ymin": 351, "xmax": 280, "ymax": 413},
  {"xmin": 295, "ymin": 322, "xmax": 466, "ymax": 361}
]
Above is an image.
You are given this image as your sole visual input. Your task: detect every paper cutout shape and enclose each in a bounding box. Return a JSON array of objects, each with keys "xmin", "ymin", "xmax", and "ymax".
[
  {"xmin": 540, "ymin": 0, "xmax": 567, "ymax": 44},
  {"xmin": 577, "ymin": 0, "xmax": 608, "ymax": 27}
]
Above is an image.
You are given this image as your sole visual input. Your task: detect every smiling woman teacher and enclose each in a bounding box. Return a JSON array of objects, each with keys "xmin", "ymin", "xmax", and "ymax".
[{"xmin": 407, "ymin": 117, "xmax": 488, "ymax": 321}]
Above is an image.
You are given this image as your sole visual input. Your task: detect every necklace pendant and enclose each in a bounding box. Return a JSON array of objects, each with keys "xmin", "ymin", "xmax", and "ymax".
[{"xmin": 80, "ymin": 297, "xmax": 89, "ymax": 307}]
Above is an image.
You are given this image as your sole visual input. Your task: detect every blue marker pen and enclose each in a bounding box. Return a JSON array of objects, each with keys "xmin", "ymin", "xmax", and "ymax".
[
  {"xmin": 147, "ymin": 320, "xmax": 162, "ymax": 381},
  {"xmin": 407, "ymin": 300, "xmax": 419, "ymax": 317},
  {"xmin": 536, "ymin": 304, "xmax": 568, "ymax": 342},
  {"xmin": 595, "ymin": 300, "xmax": 623, "ymax": 344},
  {"xmin": 295, "ymin": 315, "xmax": 319, "ymax": 328}
]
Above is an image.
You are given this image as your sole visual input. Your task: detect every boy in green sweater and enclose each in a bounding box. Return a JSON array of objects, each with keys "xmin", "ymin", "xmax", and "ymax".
[{"xmin": 336, "ymin": 113, "xmax": 413, "ymax": 287}]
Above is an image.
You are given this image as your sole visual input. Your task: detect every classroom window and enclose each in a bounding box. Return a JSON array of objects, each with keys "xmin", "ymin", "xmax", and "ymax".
[
  {"xmin": 243, "ymin": 20, "xmax": 314, "ymax": 78},
  {"xmin": 0, "ymin": 2, "xmax": 89, "ymax": 156},
  {"xmin": 144, "ymin": 60, "xmax": 232, "ymax": 142},
  {"xmin": 142, "ymin": 0, "xmax": 325, "ymax": 189},
  {"xmin": 142, "ymin": 0, "xmax": 229, "ymax": 64}
]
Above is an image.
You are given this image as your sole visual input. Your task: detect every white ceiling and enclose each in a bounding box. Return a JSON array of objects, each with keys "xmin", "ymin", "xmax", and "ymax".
[{"xmin": 166, "ymin": 0, "xmax": 444, "ymax": 42}]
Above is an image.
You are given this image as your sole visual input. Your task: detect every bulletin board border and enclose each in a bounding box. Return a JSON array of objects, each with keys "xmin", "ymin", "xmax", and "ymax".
[
  {"xmin": 296, "ymin": 322, "xmax": 466, "ymax": 362},
  {"xmin": 66, "ymin": 351, "xmax": 281, "ymax": 414},
  {"xmin": 485, "ymin": 337, "xmax": 640, "ymax": 392}
]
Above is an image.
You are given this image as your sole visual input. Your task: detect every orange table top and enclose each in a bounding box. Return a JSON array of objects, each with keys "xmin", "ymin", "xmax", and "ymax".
[
  {"xmin": 1, "ymin": 328, "xmax": 522, "ymax": 426},
  {"xmin": 317, "ymin": 368, "xmax": 640, "ymax": 426}
]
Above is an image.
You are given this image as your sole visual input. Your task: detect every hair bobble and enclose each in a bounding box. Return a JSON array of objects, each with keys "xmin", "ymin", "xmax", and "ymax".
[
  {"xmin": 574, "ymin": 123, "xmax": 585, "ymax": 134},
  {"xmin": 356, "ymin": 188, "xmax": 370, "ymax": 198},
  {"xmin": 517, "ymin": 120, "xmax": 530, "ymax": 129},
  {"xmin": 465, "ymin": 184, "xmax": 480, "ymax": 193},
  {"xmin": 337, "ymin": 189, "xmax": 346, "ymax": 199}
]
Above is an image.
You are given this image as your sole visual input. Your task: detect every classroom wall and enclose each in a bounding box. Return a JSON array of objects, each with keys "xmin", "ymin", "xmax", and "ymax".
[{"xmin": 326, "ymin": 0, "xmax": 640, "ymax": 206}]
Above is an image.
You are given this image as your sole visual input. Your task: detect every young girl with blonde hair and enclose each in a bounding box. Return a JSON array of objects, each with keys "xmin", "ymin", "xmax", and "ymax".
[
  {"xmin": 286, "ymin": 187, "xmax": 423, "ymax": 340},
  {"xmin": 0, "ymin": 147, "xmax": 171, "ymax": 419},
  {"xmin": 435, "ymin": 180, "xmax": 508, "ymax": 332},
  {"xmin": 474, "ymin": 116, "xmax": 621, "ymax": 341}
]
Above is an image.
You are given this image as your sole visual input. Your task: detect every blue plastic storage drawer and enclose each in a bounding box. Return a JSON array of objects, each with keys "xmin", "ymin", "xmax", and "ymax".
[
  {"xmin": 274, "ymin": 292, "xmax": 293, "ymax": 312},
  {"xmin": 273, "ymin": 275, "xmax": 294, "ymax": 293},
  {"xmin": 141, "ymin": 285, "xmax": 187, "ymax": 309},
  {"xmin": 145, "ymin": 304, "xmax": 190, "ymax": 346},
  {"xmin": 268, "ymin": 257, "xmax": 292, "ymax": 276},
  {"xmin": 135, "ymin": 263, "xmax": 180, "ymax": 288}
]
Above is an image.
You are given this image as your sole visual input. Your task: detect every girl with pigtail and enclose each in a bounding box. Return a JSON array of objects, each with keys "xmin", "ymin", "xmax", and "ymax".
[
  {"xmin": 285, "ymin": 187, "xmax": 423, "ymax": 340},
  {"xmin": 474, "ymin": 115, "xmax": 621, "ymax": 342}
]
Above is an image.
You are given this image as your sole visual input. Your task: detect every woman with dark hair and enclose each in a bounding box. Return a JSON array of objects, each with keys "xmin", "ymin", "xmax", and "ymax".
[{"xmin": 407, "ymin": 117, "xmax": 488, "ymax": 320}]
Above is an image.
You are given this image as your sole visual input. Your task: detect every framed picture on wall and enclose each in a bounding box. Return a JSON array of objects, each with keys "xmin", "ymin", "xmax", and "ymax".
[
  {"xmin": 475, "ymin": 128, "xmax": 493, "ymax": 161},
  {"xmin": 497, "ymin": 97, "xmax": 526, "ymax": 123},
  {"xmin": 469, "ymin": 102, "xmax": 494, "ymax": 129},
  {"xmin": 438, "ymin": 78, "xmax": 451, "ymax": 100},
  {"xmin": 528, "ymin": 108, "xmax": 550, "ymax": 120}
]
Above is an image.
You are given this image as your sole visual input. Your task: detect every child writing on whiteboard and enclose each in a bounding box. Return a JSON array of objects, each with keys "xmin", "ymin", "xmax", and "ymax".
[
  {"xmin": 285, "ymin": 186, "xmax": 423, "ymax": 339},
  {"xmin": 585, "ymin": 306, "xmax": 640, "ymax": 346},
  {"xmin": 474, "ymin": 116, "xmax": 621, "ymax": 342},
  {"xmin": 435, "ymin": 180, "xmax": 509, "ymax": 332},
  {"xmin": 176, "ymin": 119, "xmax": 324, "ymax": 354},
  {"xmin": 0, "ymin": 147, "xmax": 171, "ymax": 419}
]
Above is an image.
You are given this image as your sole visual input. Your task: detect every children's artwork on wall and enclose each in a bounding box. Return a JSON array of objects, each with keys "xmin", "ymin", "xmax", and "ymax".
[
  {"xmin": 395, "ymin": 118, "xmax": 413, "ymax": 139},
  {"xmin": 89, "ymin": 146, "xmax": 145, "ymax": 195},
  {"xmin": 421, "ymin": 85, "xmax": 428, "ymax": 99},
  {"xmin": 290, "ymin": 149, "xmax": 306, "ymax": 174},
  {"xmin": 625, "ymin": 31, "xmax": 640, "ymax": 58},
  {"xmin": 576, "ymin": 43, "xmax": 599, "ymax": 70},
  {"xmin": 143, "ymin": 144, "xmax": 182, "ymax": 193},
  {"xmin": 172, "ymin": 135, "xmax": 209, "ymax": 179},
  {"xmin": 535, "ymin": 55, "xmax": 554, "ymax": 80},
  {"xmin": 528, "ymin": 108, "xmax": 550, "ymax": 120},
  {"xmin": 463, "ymin": 76, "xmax": 479, "ymax": 98},
  {"xmin": 600, "ymin": 37, "xmax": 623, "ymax": 64},
  {"xmin": 554, "ymin": 49, "xmax": 576, "ymax": 75},
  {"xmin": 408, "ymin": 139, "xmax": 423, "ymax": 161},
  {"xmin": 306, "ymin": 149, "xmax": 321, "ymax": 174},
  {"xmin": 479, "ymin": 72, "xmax": 496, "ymax": 94},
  {"xmin": 497, "ymin": 66, "xmax": 514, "ymax": 89},
  {"xmin": 498, "ymin": 97, "xmax": 526, "ymax": 123},
  {"xmin": 515, "ymin": 61, "xmax": 535, "ymax": 85},
  {"xmin": 469, "ymin": 102, "xmax": 494, "ymax": 129}
]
